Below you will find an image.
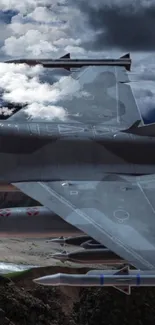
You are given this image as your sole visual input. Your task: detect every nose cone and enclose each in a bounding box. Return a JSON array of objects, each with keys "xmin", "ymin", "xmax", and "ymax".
[
  {"xmin": 33, "ymin": 274, "xmax": 61, "ymax": 286},
  {"xmin": 51, "ymin": 252, "xmax": 68, "ymax": 261}
]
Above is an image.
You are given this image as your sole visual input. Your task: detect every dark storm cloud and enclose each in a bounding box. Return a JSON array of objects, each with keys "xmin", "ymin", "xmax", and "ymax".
[{"xmin": 75, "ymin": 1, "xmax": 155, "ymax": 51}]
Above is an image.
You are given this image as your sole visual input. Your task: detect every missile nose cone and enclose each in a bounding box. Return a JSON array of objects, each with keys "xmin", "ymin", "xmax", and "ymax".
[
  {"xmin": 33, "ymin": 274, "xmax": 60, "ymax": 286},
  {"xmin": 51, "ymin": 252, "xmax": 68, "ymax": 261},
  {"xmin": 47, "ymin": 238, "xmax": 66, "ymax": 244}
]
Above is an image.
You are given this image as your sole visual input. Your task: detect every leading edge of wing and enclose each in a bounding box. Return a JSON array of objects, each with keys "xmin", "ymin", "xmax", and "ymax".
[{"xmin": 13, "ymin": 176, "xmax": 155, "ymax": 270}]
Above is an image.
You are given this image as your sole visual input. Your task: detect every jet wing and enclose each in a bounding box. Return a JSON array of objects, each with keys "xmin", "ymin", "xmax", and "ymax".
[
  {"xmin": 8, "ymin": 64, "xmax": 142, "ymax": 128},
  {"xmin": 14, "ymin": 174, "xmax": 155, "ymax": 270}
]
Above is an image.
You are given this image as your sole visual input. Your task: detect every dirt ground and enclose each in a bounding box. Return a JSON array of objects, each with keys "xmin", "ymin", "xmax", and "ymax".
[
  {"xmin": 0, "ymin": 237, "xmax": 70, "ymax": 266},
  {"xmin": 0, "ymin": 191, "xmax": 83, "ymax": 266},
  {"xmin": 0, "ymin": 193, "xmax": 155, "ymax": 324},
  {"xmin": 0, "ymin": 237, "xmax": 155, "ymax": 325}
]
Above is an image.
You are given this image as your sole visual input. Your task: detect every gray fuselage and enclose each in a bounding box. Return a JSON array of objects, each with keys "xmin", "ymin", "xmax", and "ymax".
[{"xmin": 0, "ymin": 121, "xmax": 154, "ymax": 182}]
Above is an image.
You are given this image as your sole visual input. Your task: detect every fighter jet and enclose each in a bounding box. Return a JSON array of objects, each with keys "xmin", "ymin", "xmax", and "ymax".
[{"xmin": 1, "ymin": 53, "xmax": 155, "ymax": 271}]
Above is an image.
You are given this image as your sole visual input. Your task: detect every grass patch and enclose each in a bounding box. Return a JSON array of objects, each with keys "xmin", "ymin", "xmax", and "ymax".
[{"xmin": 3, "ymin": 268, "xmax": 31, "ymax": 279}]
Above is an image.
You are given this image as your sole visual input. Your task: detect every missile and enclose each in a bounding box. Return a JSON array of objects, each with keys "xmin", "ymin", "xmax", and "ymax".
[
  {"xmin": 33, "ymin": 266, "xmax": 155, "ymax": 295},
  {"xmin": 51, "ymin": 248, "xmax": 126, "ymax": 264},
  {"xmin": 48, "ymin": 235, "xmax": 92, "ymax": 246},
  {"xmin": 5, "ymin": 54, "xmax": 131, "ymax": 71},
  {"xmin": 0, "ymin": 206, "xmax": 82, "ymax": 238}
]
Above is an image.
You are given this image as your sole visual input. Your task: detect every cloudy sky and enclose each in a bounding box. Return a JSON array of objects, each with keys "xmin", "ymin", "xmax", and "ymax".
[{"xmin": 0, "ymin": 0, "xmax": 154, "ymax": 122}]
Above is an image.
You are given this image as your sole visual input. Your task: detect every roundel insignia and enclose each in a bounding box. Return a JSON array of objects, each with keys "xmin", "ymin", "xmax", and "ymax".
[
  {"xmin": 26, "ymin": 207, "xmax": 39, "ymax": 216},
  {"xmin": 113, "ymin": 209, "xmax": 130, "ymax": 223},
  {"xmin": 0, "ymin": 208, "xmax": 11, "ymax": 217}
]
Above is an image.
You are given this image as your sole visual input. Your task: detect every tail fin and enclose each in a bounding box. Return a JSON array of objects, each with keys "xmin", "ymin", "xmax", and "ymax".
[{"xmin": 120, "ymin": 53, "xmax": 131, "ymax": 71}]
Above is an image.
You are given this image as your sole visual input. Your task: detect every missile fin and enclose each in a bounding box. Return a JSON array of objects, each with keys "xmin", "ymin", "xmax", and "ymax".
[
  {"xmin": 113, "ymin": 285, "xmax": 131, "ymax": 295},
  {"xmin": 114, "ymin": 265, "xmax": 129, "ymax": 275},
  {"xmin": 87, "ymin": 266, "xmax": 130, "ymax": 276},
  {"xmin": 120, "ymin": 53, "xmax": 130, "ymax": 59},
  {"xmin": 64, "ymin": 67, "xmax": 70, "ymax": 71},
  {"xmin": 59, "ymin": 53, "xmax": 71, "ymax": 70},
  {"xmin": 119, "ymin": 53, "xmax": 131, "ymax": 71},
  {"xmin": 60, "ymin": 53, "xmax": 70, "ymax": 59}
]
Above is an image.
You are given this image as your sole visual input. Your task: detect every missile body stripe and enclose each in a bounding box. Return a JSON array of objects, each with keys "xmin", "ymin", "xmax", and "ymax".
[
  {"xmin": 136, "ymin": 274, "xmax": 141, "ymax": 286},
  {"xmin": 100, "ymin": 274, "xmax": 104, "ymax": 286}
]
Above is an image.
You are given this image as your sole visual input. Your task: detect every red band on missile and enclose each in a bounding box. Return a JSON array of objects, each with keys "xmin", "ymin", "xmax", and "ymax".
[
  {"xmin": 26, "ymin": 207, "xmax": 39, "ymax": 216},
  {"xmin": 0, "ymin": 208, "xmax": 11, "ymax": 217}
]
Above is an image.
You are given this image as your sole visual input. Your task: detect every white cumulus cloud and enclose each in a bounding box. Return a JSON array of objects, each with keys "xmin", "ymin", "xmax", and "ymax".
[
  {"xmin": 0, "ymin": 62, "xmax": 90, "ymax": 120},
  {"xmin": 0, "ymin": 0, "xmax": 154, "ymax": 123}
]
